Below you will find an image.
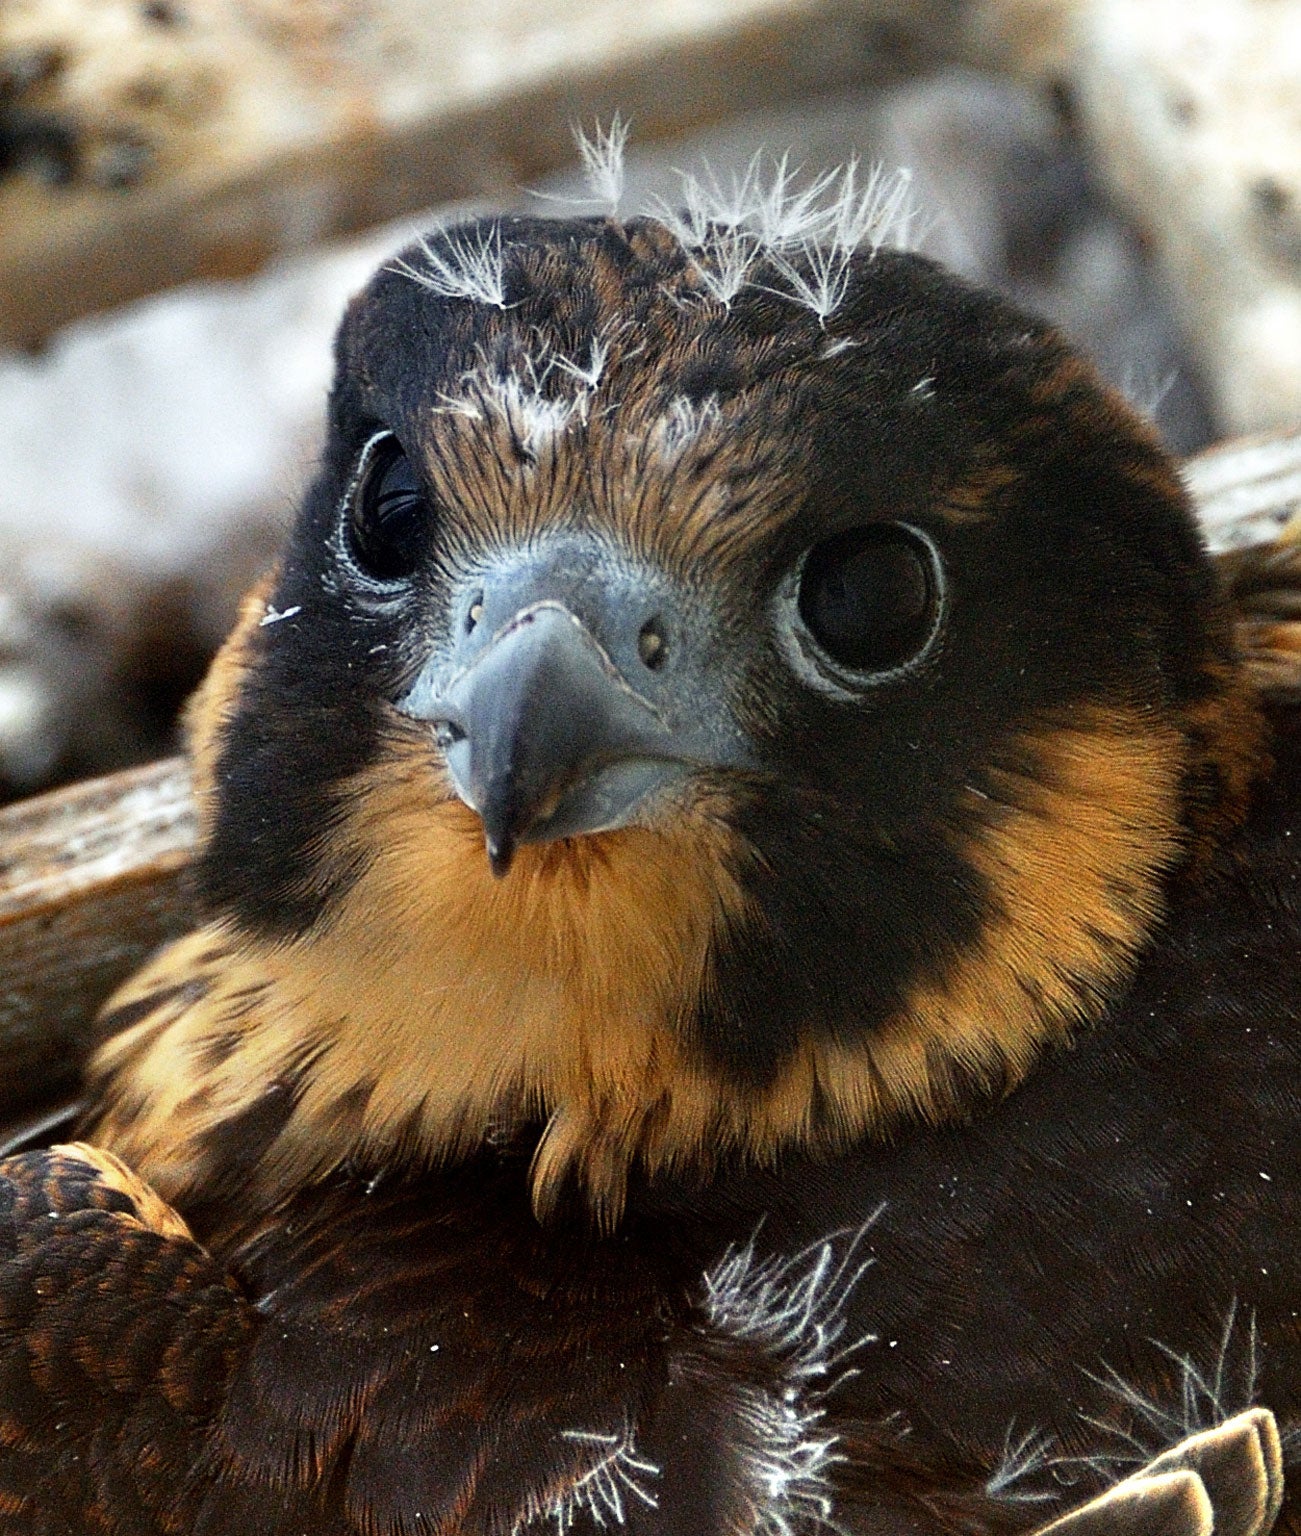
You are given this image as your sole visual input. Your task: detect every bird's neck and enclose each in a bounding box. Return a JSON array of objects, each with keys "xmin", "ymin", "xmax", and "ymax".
[
  {"xmin": 87, "ymin": 801, "xmax": 751, "ymax": 1229},
  {"xmin": 86, "ymin": 688, "xmax": 1267, "ymax": 1234}
]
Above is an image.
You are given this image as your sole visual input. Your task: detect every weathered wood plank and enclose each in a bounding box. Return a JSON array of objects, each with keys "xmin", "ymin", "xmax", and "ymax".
[
  {"xmin": 0, "ymin": 758, "xmax": 194, "ymax": 1120},
  {"xmin": 1184, "ymin": 428, "xmax": 1301, "ymax": 552},
  {"xmin": 0, "ymin": 0, "xmax": 948, "ymax": 346}
]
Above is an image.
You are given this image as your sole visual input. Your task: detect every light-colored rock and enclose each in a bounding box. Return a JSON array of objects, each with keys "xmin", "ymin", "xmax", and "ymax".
[
  {"xmin": 2, "ymin": 174, "xmax": 497, "ymax": 785},
  {"xmin": 1074, "ymin": 0, "xmax": 1301, "ymax": 436},
  {"xmin": 0, "ymin": 217, "xmax": 409, "ymax": 787},
  {"xmin": 973, "ymin": 0, "xmax": 1301, "ymax": 439}
]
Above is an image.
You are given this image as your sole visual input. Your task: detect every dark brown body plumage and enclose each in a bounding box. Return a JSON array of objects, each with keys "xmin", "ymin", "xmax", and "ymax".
[{"xmin": 1, "ymin": 159, "xmax": 1299, "ymax": 1534}]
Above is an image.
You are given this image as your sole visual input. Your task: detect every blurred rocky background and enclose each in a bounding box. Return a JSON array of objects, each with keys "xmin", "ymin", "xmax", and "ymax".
[{"xmin": 0, "ymin": 0, "xmax": 1298, "ymax": 796}]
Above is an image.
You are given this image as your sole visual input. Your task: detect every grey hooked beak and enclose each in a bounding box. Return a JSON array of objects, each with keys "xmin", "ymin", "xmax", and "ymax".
[
  {"xmin": 396, "ymin": 536, "xmax": 754, "ymax": 877},
  {"xmin": 402, "ymin": 602, "xmax": 696, "ymax": 877}
]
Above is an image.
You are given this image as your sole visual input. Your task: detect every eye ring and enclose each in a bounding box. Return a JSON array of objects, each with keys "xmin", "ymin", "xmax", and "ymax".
[
  {"xmin": 341, "ymin": 430, "xmax": 433, "ymax": 584},
  {"xmin": 779, "ymin": 522, "xmax": 945, "ymax": 694}
]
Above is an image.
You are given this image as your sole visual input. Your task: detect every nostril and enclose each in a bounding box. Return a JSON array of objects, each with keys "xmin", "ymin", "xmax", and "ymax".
[
  {"xmin": 465, "ymin": 594, "xmax": 485, "ymax": 634},
  {"xmin": 434, "ymin": 720, "xmax": 467, "ymax": 751},
  {"xmin": 637, "ymin": 618, "xmax": 667, "ymax": 671}
]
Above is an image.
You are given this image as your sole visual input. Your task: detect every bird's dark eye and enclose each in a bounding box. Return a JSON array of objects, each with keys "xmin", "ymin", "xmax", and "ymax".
[
  {"xmin": 346, "ymin": 433, "xmax": 431, "ymax": 582},
  {"xmin": 797, "ymin": 524, "xmax": 940, "ymax": 674}
]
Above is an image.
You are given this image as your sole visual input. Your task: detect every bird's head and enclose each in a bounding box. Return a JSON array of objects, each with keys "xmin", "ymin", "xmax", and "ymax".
[{"xmin": 92, "ymin": 202, "xmax": 1266, "ymax": 1227}]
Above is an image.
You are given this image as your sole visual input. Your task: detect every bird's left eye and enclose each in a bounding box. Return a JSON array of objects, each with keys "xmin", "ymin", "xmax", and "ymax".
[
  {"xmin": 795, "ymin": 523, "xmax": 941, "ymax": 677},
  {"xmin": 346, "ymin": 432, "xmax": 432, "ymax": 582}
]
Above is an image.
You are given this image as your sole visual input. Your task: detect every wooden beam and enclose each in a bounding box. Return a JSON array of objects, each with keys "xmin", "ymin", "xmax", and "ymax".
[
  {"xmin": 1183, "ymin": 428, "xmax": 1301, "ymax": 553},
  {"xmin": 0, "ymin": 0, "xmax": 953, "ymax": 346},
  {"xmin": 0, "ymin": 757, "xmax": 193, "ymax": 1122}
]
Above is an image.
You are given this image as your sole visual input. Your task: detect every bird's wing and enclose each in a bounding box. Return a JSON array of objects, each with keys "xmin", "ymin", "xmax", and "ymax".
[
  {"xmin": 0, "ymin": 1144, "xmax": 1289, "ymax": 1536},
  {"xmin": 0, "ymin": 1141, "xmax": 254, "ymax": 1533},
  {"xmin": 1029, "ymin": 1410, "xmax": 1284, "ymax": 1536}
]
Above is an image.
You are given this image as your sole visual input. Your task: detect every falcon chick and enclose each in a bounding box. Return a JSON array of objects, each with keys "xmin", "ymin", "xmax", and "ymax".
[{"xmin": 1, "ymin": 143, "xmax": 1298, "ymax": 1535}]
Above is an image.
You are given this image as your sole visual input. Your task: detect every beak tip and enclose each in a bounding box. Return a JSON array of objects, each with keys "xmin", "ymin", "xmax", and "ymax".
[{"xmin": 487, "ymin": 834, "xmax": 516, "ymax": 880}]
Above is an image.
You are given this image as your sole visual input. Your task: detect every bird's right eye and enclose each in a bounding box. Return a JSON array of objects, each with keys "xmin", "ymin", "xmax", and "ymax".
[
  {"xmin": 795, "ymin": 523, "xmax": 942, "ymax": 678},
  {"xmin": 346, "ymin": 432, "xmax": 432, "ymax": 582}
]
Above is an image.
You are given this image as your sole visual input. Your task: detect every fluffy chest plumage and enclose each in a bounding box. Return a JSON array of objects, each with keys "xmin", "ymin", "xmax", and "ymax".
[{"xmin": 179, "ymin": 764, "xmax": 1301, "ymax": 1533}]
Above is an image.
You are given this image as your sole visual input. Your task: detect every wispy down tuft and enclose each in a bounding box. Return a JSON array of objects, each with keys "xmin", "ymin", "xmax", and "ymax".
[
  {"xmin": 529, "ymin": 1427, "xmax": 660, "ymax": 1532},
  {"xmin": 539, "ymin": 123, "xmax": 917, "ymax": 272},
  {"xmin": 989, "ymin": 1303, "xmax": 1289, "ymax": 1507},
  {"xmin": 431, "ymin": 339, "xmax": 607, "ymax": 456},
  {"xmin": 1120, "ymin": 364, "xmax": 1179, "ymax": 425},
  {"xmin": 1076, "ymin": 1304, "xmax": 1263, "ymax": 1474},
  {"xmin": 703, "ymin": 1223, "xmax": 876, "ymax": 1383},
  {"xmin": 654, "ymin": 152, "xmax": 917, "ymax": 319},
  {"xmin": 390, "ymin": 222, "xmax": 511, "ymax": 309},
  {"xmin": 396, "ymin": 127, "xmax": 917, "ymax": 329},
  {"xmin": 575, "ymin": 114, "xmax": 630, "ymax": 216},
  {"xmin": 702, "ymin": 1221, "xmax": 880, "ymax": 1534},
  {"xmin": 683, "ymin": 222, "xmax": 756, "ymax": 306},
  {"xmin": 652, "ymin": 394, "xmax": 724, "ymax": 460},
  {"xmin": 758, "ymin": 161, "xmax": 917, "ymax": 324},
  {"xmin": 985, "ymin": 1424, "xmax": 1058, "ymax": 1505},
  {"xmin": 549, "ymin": 334, "xmax": 610, "ymax": 390}
]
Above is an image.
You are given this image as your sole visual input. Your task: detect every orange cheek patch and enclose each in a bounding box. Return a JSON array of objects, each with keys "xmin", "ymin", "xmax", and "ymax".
[
  {"xmin": 183, "ymin": 570, "xmax": 278, "ymax": 835},
  {"xmin": 747, "ymin": 706, "xmax": 1189, "ymax": 1153},
  {"xmin": 89, "ymin": 730, "xmax": 755, "ymax": 1228},
  {"xmin": 900, "ymin": 710, "xmax": 1185, "ymax": 1096}
]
